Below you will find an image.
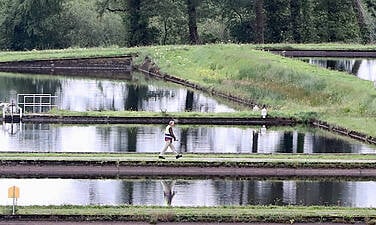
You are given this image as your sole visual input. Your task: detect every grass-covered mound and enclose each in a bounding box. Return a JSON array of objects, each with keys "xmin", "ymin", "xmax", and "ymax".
[
  {"xmin": 137, "ymin": 44, "xmax": 376, "ymax": 136},
  {"xmin": 0, "ymin": 44, "xmax": 375, "ymax": 136}
]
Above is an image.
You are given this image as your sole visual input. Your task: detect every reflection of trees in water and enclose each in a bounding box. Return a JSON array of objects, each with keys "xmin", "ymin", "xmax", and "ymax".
[
  {"xmin": 276, "ymin": 132, "xmax": 294, "ymax": 153},
  {"xmin": 185, "ymin": 90, "xmax": 194, "ymax": 111},
  {"xmin": 252, "ymin": 131, "xmax": 258, "ymax": 153},
  {"xmin": 309, "ymin": 59, "xmax": 363, "ymax": 76},
  {"xmin": 212, "ymin": 180, "xmax": 350, "ymax": 206},
  {"xmin": 212, "ymin": 180, "xmax": 284, "ymax": 206},
  {"xmin": 126, "ymin": 127, "xmax": 137, "ymax": 152},
  {"xmin": 124, "ymin": 84, "xmax": 149, "ymax": 110},
  {"xmin": 94, "ymin": 126, "xmax": 137, "ymax": 152},
  {"xmin": 0, "ymin": 76, "xmax": 62, "ymax": 101},
  {"xmin": 119, "ymin": 181, "xmax": 134, "ymax": 205},
  {"xmin": 310, "ymin": 134, "xmax": 353, "ymax": 153},
  {"xmin": 295, "ymin": 182, "xmax": 348, "ymax": 206},
  {"xmin": 179, "ymin": 127, "xmax": 189, "ymax": 153}
]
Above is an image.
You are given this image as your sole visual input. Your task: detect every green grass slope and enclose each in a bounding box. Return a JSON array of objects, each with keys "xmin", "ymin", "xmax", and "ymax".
[
  {"xmin": 138, "ymin": 44, "xmax": 376, "ymax": 136},
  {"xmin": 0, "ymin": 44, "xmax": 375, "ymax": 136}
]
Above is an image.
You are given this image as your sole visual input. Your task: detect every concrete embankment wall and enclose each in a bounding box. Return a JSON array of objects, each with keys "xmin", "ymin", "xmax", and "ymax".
[
  {"xmin": 0, "ymin": 55, "xmax": 133, "ymax": 77},
  {"xmin": 312, "ymin": 120, "xmax": 376, "ymax": 145},
  {"xmin": 3, "ymin": 160, "xmax": 376, "ymax": 179}
]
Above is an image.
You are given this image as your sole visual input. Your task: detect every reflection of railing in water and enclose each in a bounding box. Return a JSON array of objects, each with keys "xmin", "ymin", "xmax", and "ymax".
[
  {"xmin": 17, "ymin": 94, "xmax": 58, "ymax": 113},
  {"xmin": 1, "ymin": 101, "xmax": 22, "ymax": 123},
  {"xmin": 2, "ymin": 121, "xmax": 22, "ymax": 135}
]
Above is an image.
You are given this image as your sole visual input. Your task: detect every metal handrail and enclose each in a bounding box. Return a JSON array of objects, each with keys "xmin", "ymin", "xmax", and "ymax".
[{"xmin": 17, "ymin": 94, "xmax": 58, "ymax": 113}]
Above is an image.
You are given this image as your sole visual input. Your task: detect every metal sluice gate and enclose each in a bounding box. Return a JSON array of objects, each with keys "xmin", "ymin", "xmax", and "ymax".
[{"xmin": 1, "ymin": 93, "xmax": 57, "ymax": 124}]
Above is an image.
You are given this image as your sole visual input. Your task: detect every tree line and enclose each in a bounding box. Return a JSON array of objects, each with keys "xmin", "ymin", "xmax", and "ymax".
[{"xmin": 0, "ymin": 0, "xmax": 375, "ymax": 50}]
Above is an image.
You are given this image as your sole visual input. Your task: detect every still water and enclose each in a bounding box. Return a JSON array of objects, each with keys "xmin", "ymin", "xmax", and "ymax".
[
  {"xmin": 1, "ymin": 178, "xmax": 376, "ymax": 207},
  {"xmin": 0, "ymin": 72, "xmax": 234, "ymax": 112},
  {"xmin": 1, "ymin": 123, "xmax": 375, "ymax": 153},
  {"xmin": 302, "ymin": 58, "xmax": 376, "ymax": 82}
]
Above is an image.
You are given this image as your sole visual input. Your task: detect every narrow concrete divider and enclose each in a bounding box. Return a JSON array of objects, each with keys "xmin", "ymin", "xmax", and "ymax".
[
  {"xmin": 2, "ymin": 160, "xmax": 376, "ymax": 178},
  {"xmin": 16, "ymin": 115, "xmax": 298, "ymax": 126}
]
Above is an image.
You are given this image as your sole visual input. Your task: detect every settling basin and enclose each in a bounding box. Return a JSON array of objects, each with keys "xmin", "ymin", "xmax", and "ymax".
[
  {"xmin": 1, "ymin": 178, "xmax": 376, "ymax": 207},
  {"xmin": 1, "ymin": 124, "xmax": 375, "ymax": 153},
  {"xmin": 0, "ymin": 72, "xmax": 236, "ymax": 112}
]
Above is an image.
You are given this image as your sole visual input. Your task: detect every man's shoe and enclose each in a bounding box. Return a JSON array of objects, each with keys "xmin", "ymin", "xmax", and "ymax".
[
  {"xmin": 176, "ymin": 154, "xmax": 182, "ymax": 159},
  {"xmin": 159, "ymin": 156, "xmax": 165, "ymax": 159}
]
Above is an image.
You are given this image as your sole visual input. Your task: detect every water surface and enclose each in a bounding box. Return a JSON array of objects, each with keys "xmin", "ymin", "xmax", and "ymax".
[
  {"xmin": 302, "ymin": 58, "xmax": 376, "ymax": 82},
  {"xmin": 1, "ymin": 124, "xmax": 374, "ymax": 153},
  {"xmin": 0, "ymin": 72, "xmax": 235, "ymax": 112},
  {"xmin": 1, "ymin": 178, "xmax": 376, "ymax": 207}
]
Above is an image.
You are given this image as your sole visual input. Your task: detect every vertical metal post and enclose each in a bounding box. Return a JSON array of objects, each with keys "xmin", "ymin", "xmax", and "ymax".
[
  {"xmin": 33, "ymin": 95, "xmax": 35, "ymax": 113},
  {"xmin": 12, "ymin": 186, "xmax": 15, "ymax": 215},
  {"xmin": 23, "ymin": 96, "xmax": 26, "ymax": 113},
  {"xmin": 39, "ymin": 95, "xmax": 42, "ymax": 113}
]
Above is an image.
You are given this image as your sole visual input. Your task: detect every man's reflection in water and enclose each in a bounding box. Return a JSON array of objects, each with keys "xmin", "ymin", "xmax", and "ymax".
[
  {"xmin": 260, "ymin": 125, "xmax": 267, "ymax": 135},
  {"xmin": 161, "ymin": 180, "xmax": 176, "ymax": 206}
]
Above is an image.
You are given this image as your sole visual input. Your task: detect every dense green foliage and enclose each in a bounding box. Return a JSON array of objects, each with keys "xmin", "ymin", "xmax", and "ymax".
[{"xmin": 1, "ymin": 0, "xmax": 376, "ymax": 49}]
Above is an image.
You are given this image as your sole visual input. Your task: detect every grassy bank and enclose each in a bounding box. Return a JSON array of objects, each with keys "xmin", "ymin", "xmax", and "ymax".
[
  {"xmin": 2, "ymin": 152, "xmax": 376, "ymax": 166},
  {"xmin": 136, "ymin": 44, "xmax": 376, "ymax": 137},
  {"xmin": 1, "ymin": 44, "xmax": 375, "ymax": 137},
  {"xmin": 2, "ymin": 205, "xmax": 376, "ymax": 223},
  {"xmin": 5, "ymin": 152, "xmax": 376, "ymax": 160}
]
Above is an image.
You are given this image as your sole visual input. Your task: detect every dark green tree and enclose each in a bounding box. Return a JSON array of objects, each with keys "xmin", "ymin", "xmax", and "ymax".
[
  {"xmin": 127, "ymin": 0, "xmax": 155, "ymax": 46},
  {"xmin": 264, "ymin": 0, "xmax": 291, "ymax": 43},
  {"xmin": 0, "ymin": 0, "xmax": 67, "ymax": 50},
  {"xmin": 313, "ymin": 0, "xmax": 361, "ymax": 42},
  {"xmin": 289, "ymin": 0, "xmax": 302, "ymax": 42},
  {"xmin": 299, "ymin": 0, "xmax": 316, "ymax": 43},
  {"xmin": 209, "ymin": 0, "xmax": 254, "ymax": 43},
  {"xmin": 353, "ymin": 0, "xmax": 375, "ymax": 43},
  {"xmin": 99, "ymin": 0, "xmax": 157, "ymax": 47},
  {"xmin": 255, "ymin": 0, "xmax": 265, "ymax": 43},
  {"xmin": 144, "ymin": 0, "xmax": 187, "ymax": 45},
  {"xmin": 62, "ymin": 0, "xmax": 126, "ymax": 47}
]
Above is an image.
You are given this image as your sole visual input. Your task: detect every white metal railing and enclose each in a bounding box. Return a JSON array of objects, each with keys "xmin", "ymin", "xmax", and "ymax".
[{"xmin": 17, "ymin": 94, "xmax": 57, "ymax": 113}]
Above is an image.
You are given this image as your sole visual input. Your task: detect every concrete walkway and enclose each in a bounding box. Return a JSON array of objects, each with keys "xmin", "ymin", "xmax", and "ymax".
[{"xmin": 2, "ymin": 155, "xmax": 376, "ymax": 178}]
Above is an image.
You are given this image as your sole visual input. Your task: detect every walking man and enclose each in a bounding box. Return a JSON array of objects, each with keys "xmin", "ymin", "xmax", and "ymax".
[{"xmin": 159, "ymin": 120, "xmax": 182, "ymax": 159}]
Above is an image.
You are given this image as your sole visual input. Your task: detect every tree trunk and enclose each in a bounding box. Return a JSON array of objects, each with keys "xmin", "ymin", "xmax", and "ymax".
[
  {"xmin": 290, "ymin": 0, "xmax": 302, "ymax": 43},
  {"xmin": 352, "ymin": 0, "xmax": 371, "ymax": 43},
  {"xmin": 187, "ymin": 0, "xmax": 200, "ymax": 44},
  {"xmin": 127, "ymin": 0, "xmax": 144, "ymax": 47},
  {"xmin": 255, "ymin": 0, "xmax": 265, "ymax": 44}
]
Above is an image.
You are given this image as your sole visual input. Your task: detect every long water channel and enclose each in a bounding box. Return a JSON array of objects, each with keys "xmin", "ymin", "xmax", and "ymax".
[
  {"xmin": 1, "ymin": 178, "xmax": 376, "ymax": 207},
  {"xmin": 1, "ymin": 124, "xmax": 375, "ymax": 153}
]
